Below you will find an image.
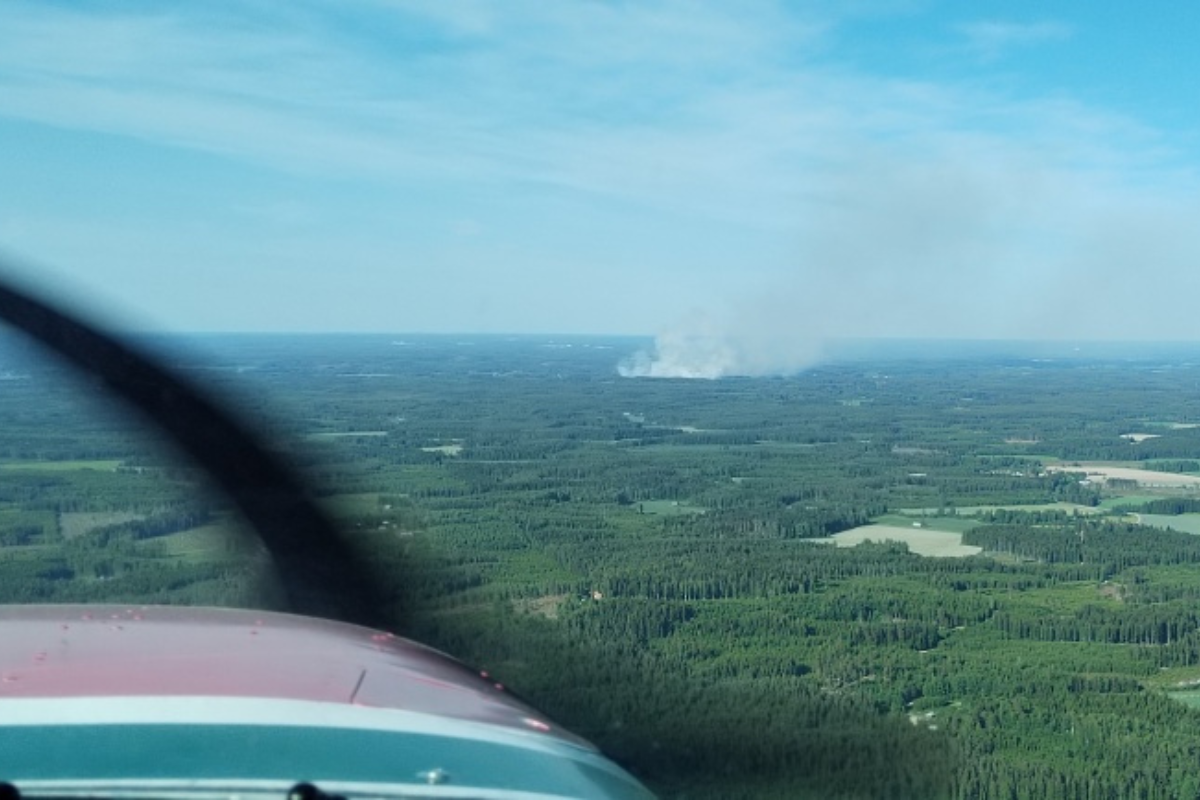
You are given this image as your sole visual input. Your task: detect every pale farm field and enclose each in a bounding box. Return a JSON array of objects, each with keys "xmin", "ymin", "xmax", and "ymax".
[
  {"xmin": 827, "ymin": 524, "xmax": 983, "ymax": 558},
  {"xmin": 1046, "ymin": 464, "xmax": 1200, "ymax": 488}
]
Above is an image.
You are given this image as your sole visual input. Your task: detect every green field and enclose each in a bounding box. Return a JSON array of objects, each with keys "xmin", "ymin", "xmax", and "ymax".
[
  {"xmin": 1135, "ymin": 513, "xmax": 1200, "ymax": 535},
  {"xmin": 636, "ymin": 499, "xmax": 707, "ymax": 516},
  {"xmin": 1167, "ymin": 691, "xmax": 1200, "ymax": 708},
  {"xmin": 307, "ymin": 430, "xmax": 387, "ymax": 439},
  {"xmin": 149, "ymin": 521, "xmax": 253, "ymax": 561},
  {"xmin": 0, "ymin": 459, "xmax": 125, "ymax": 472},
  {"xmin": 876, "ymin": 513, "xmax": 979, "ymax": 532},
  {"xmin": 829, "ymin": 522, "xmax": 981, "ymax": 557},
  {"xmin": 420, "ymin": 443, "xmax": 464, "ymax": 455},
  {"xmin": 898, "ymin": 502, "xmax": 1102, "ymax": 516}
]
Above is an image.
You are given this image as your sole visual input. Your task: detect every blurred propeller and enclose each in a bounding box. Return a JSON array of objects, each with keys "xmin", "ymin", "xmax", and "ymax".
[{"xmin": 0, "ymin": 270, "xmax": 388, "ymax": 628}]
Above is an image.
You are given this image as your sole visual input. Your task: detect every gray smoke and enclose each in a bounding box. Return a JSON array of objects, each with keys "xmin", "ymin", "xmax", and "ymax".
[
  {"xmin": 618, "ymin": 309, "xmax": 827, "ymax": 378},
  {"xmin": 619, "ymin": 127, "xmax": 1200, "ymax": 379}
]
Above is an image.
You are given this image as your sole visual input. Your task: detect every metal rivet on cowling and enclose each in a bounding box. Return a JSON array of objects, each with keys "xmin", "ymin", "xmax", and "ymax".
[{"xmin": 417, "ymin": 768, "xmax": 450, "ymax": 785}]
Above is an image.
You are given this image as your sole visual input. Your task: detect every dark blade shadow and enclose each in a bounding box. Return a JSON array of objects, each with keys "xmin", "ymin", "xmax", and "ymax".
[{"xmin": 0, "ymin": 269, "xmax": 390, "ymax": 628}]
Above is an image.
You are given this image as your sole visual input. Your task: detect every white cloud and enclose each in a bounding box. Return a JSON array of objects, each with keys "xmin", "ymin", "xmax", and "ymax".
[
  {"xmin": 955, "ymin": 20, "xmax": 1071, "ymax": 62},
  {"xmin": 2, "ymin": 2, "xmax": 1199, "ymax": 343}
]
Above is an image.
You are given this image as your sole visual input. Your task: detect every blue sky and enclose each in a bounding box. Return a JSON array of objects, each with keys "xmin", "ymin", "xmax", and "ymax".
[{"xmin": 2, "ymin": 2, "xmax": 1200, "ymax": 364}]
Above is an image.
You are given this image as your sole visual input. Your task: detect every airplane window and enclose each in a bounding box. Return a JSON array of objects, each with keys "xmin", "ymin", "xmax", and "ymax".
[{"xmin": 3, "ymin": 3, "xmax": 1200, "ymax": 798}]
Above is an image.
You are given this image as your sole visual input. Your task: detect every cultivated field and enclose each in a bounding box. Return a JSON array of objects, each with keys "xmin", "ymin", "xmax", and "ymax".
[
  {"xmin": 639, "ymin": 499, "xmax": 706, "ymax": 516},
  {"xmin": 308, "ymin": 430, "xmax": 387, "ymax": 439},
  {"xmin": 1167, "ymin": 691, "xmax": 1200, "ymax": 708},
  {"xmin": 1046, "ymin": 464, "xmax": 1200, "ymax": 488},
  {"xmin": 1120, "ymin": 433, "xmax": 1161, "ymax": 442},
  {"xmin": 421, "ymin": 443, "xmax": 464, "ymax": 455},
  {"xmin": 828, "ymin": 524, "xmax": 983, "ymax": 557},
  {"xmin": 0, "ymin": 459, "xmax": 125, "ymax": 472},
  {"xmin": 60, "ymin": 511, "xmax": 144, "ymax": 540},
  {"xmin": 1134, "ymin": 513, "xmax": 1200, "ymax": 535},
  {"xmin": 899, "ymin": 502, "xmax": 1102, "ymax": 516}
]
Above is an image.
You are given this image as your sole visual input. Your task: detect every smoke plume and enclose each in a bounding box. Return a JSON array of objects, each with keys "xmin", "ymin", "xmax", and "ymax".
[{"xmin": 618, "ymin": 309, "xmax": 827, "ymax": 378}]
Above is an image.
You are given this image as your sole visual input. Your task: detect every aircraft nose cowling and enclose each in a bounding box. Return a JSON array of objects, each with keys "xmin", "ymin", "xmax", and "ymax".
[{"xmin": 0, "ymin": 604, "xmax": 655, "ymax": 799}]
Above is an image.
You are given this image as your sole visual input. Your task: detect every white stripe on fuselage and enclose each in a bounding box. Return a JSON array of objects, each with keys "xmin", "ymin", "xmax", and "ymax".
[
  {"xmin": 12, "ymin": 778, "xmax": 584, "ymax": 800},
  {"xmin": 0, "ymin": 695, "xmax": 591, "ymax": 756}
]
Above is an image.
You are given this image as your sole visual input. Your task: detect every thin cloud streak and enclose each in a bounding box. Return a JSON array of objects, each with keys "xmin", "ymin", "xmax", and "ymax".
[
  {"xmin": 1, "ymin": 2, "xmax": 1198, "ymax": 343},
  {"xmin": 0, "ymin": 3, "xmax": 1176, "ymax": 217},
  {"xmin": 0, "ymin": 2, "xmax": 824, "ymax": 219},
  {"xmin": 955, "ymin": 20, "xmax": 1072, "ymax": 62}
]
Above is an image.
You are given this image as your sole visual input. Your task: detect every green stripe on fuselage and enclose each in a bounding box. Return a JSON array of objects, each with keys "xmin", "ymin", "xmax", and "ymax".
[{"xmin": 0, "ymin": 724, "xmax": 648, "ymax": 799}]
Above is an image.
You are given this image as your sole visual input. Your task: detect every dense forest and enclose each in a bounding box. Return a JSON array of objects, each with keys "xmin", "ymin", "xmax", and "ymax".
[{"xmin": 5, "ymin": 333, "xmax": 1200, "ymax": 797}]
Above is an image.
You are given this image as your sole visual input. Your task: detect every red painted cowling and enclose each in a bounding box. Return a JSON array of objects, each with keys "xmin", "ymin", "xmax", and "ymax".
[
  {"xmin": 0, "ymin": 605, "xmax": 656, "ymax": 799},
  {"xmin": 0, "ymin": 603, "xmax": 588, "ymax": 745}
]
